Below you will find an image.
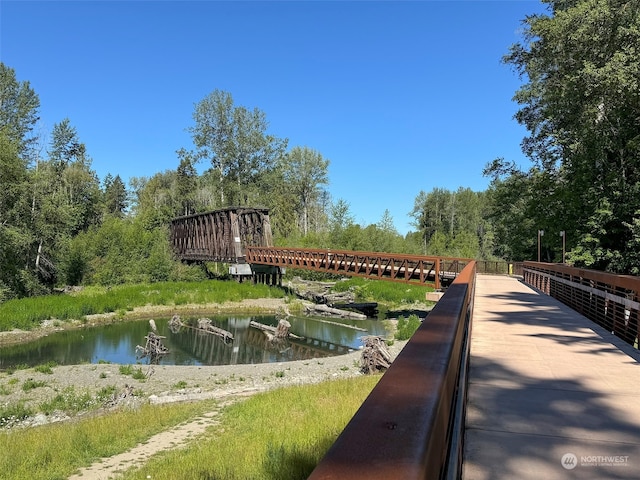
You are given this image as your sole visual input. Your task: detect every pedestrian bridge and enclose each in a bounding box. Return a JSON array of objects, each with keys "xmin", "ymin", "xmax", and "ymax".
[{"xmin": 309, "ymin": 262, "xmax": 640, "ymax": 479}]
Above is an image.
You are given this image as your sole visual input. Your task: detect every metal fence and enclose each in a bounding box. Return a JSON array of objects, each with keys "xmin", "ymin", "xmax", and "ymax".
[{"xmin": 523, "ymin": 262, "xmax": 639, "ymax": 349}]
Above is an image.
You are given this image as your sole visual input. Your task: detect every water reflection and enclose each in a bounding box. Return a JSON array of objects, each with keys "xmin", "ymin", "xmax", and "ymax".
[{"xmin": 0, "ymin": 315, "xmax": 389, "ymax": 369}]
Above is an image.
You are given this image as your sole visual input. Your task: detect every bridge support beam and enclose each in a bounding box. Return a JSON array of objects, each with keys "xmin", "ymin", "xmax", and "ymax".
[{"xmin": 250, "ymin": 264, "xmax": 283, "ymax": 287}]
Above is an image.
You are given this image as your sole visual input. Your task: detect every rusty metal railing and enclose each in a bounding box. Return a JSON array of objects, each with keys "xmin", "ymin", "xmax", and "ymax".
[
  {"xmin": 523, "ymin": 262, "xmax": 639, "ymax": 349},
  {"xmin": 307, "ymin": 261, "xmax": 476, "ymax": 480},
  {"xmin": 246, "ymin": 246, "xmax": 471, "ymax": 290}
]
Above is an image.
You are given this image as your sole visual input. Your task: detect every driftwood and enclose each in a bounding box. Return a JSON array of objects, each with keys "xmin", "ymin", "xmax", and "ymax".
[
  {"xmin": 305, "ymin": 303, "xmax": 367, "ymax": 319},
  {"xmin": 250, "ymin": 320, "xmax": 305, "ymax": 340},
  {"xmin": 135, "ymin": 320, "xmax": 169, "ymax": 364},
  {"xmin": 196, "ymin": 318, "xmax": 234, "ymax": 342},
  {"xmin": 360, "ymin": 336, "xmax": 392, "ymax": 374},
  {"xmin": 104, "ymin": 384, "xmax": 135, "ymax": 408},
  {"xmin": 168, "ymin": 314, "xmax": 182, "ymax": 333},
  {"xmin": 306, "ymin": 317, "xmax": 368, "ymax": 332},
  {"xmin": 274, "ymin": 319, "xmax": 291, "ymax": 339},
  {"xmin": 168, "ymin": 314, "xmax": 234, "ymax": 342}
]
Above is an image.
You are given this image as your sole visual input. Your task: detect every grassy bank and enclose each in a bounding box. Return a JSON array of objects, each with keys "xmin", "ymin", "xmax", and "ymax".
[
  {"xmin": 0, "ymin": 399, "xmax": 218, "ymax": 480},
  {"xmin": 0, "ymin": 375, "xmax": 380, "ymax": 480},
  {"xmin": 0, "ymin": 276, "xmax": 433, "ymax": 333},
  {"xmin": 330, "ymin": 276, "xmax": 434, "ymax": 305},
  {"xmin": 0, "ymin": 280, "xmax": 287, "ymax": 332}
]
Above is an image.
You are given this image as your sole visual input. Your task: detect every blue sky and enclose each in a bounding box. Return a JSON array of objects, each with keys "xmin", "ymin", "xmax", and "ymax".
[{"xmin": 1, "ymin": 0, "xmax": 546, "ymax": 235}]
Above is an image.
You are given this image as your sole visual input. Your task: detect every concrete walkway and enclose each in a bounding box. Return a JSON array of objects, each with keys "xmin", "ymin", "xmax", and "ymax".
[{"xmin": 463, "ymin": 275, "xmax": 640, "ymax": 480}]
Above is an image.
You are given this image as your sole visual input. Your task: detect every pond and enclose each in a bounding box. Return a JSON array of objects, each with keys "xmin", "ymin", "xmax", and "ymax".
[{"xmin": 0, "ymin": 315, "xmax": 391, "ymax": 369}]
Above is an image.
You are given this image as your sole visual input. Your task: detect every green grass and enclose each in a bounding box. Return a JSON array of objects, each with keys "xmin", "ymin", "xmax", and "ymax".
[
  {"xmin": 21, "ymin": 378, "xmax": 47, "ymax": 392},
  {"xmin": 330, "ymin": 277, "xmax": 434, "ymax": 305},
  {"xmin": 119, "ymin": 365, "xmax": 148, "ymax": 381},
  {"xmin": 33, "ymin": 361, "xmax": 57, "ymax": 375},
  {"xmin": 0, "ymin": 376, "xmax": 380, "ymax": 480},
  {"xmin": 395, "ymin": 314, "xmax": 422, "ymax": 340},
  {"xmin": 0, "ymin": 280, "xmax": 286, "ymax": 332},
  {"xmin": 121, "ymin": 375, "xmax": 380, "ymax": 480},
  {"xmin": 0, "ymin": 400, "xmax": 218, "ymax": 480}
]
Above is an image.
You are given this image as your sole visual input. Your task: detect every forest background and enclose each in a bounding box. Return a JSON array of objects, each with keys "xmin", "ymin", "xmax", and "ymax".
[{"xmin": 1, "ymin": 0, "xmax": 639, "ymax": 301}]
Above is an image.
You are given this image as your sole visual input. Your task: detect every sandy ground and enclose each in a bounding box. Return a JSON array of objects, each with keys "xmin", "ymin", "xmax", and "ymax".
[{"xmin": 0, "ymin": 297, "xmax": 408, "ymax": 479}]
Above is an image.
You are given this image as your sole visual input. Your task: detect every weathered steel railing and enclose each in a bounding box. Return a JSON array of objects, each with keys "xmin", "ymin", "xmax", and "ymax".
[
  {"xmin": 308, "ymin": 261, "xmax": 476, "ymax": 480},
  {"xmin": 246, "ymin": 246, "xmax": 470, "ymax": 290},
  {"xmin": 523, "ymin": 262, "xmax": 639, "ymax": 349}
]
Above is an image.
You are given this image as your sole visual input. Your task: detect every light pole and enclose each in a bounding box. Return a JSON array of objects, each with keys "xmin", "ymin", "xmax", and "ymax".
[
  {"xmin": 560, "ymin": 231, "xmax": 566, "ymax": 264},
  {"xmin": 538, "ymin": 229, "xmax": 544, "ymax": 262}
]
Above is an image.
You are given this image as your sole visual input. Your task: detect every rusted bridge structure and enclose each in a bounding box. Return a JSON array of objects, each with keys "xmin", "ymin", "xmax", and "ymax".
[
  {"xmin": 170, "ymin": 209, "xmax": 640, "ymax": 478},
  {"xmin": 170, "ymin": 208, "xmax": 468, "ymax": 289}
]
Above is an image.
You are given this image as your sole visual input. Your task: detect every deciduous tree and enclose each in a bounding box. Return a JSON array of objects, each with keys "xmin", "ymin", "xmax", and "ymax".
[{"xmin": 503, "ymin": 0, "xmax": 640, "ymax": 271}]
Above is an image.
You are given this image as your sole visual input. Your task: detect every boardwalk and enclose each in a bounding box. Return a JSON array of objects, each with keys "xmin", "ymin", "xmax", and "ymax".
[{"xmin": 464, "ymin": 275, "xmax": 640, "ymax": 479}]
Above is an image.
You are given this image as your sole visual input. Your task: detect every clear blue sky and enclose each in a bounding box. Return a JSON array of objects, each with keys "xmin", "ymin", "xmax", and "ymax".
[{"xmin": 1, "ymin": 0, "xmax": 546, "ymax": 235}]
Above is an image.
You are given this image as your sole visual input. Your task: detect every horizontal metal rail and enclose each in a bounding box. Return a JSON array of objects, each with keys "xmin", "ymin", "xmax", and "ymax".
[
  {"xmin": 246, "ymin": 246, "xmax": 471, "ymax": 290},
  {"xmin": 308, "ymin": 261, "xmax": 477, "ymax": 479},
  {"xmin": 523, "ymin": 262, "xmax": 639, "ymax": 349}
]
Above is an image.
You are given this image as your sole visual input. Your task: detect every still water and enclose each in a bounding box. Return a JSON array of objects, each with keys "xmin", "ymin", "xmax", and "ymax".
[{"xmin": 0, "ymin": 315, "xmax": 390, "ymax": 369}]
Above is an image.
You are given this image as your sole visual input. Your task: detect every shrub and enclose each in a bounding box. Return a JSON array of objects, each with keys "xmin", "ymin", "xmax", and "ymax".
[{"xmin": 394, "ymin": 314, "xmax": 421, "ymax": 341}]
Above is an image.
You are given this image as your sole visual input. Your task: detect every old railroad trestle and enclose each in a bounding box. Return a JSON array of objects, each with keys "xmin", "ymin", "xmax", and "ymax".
[{"xmin": 170, "ymin": 208, "xmax": 468, "ymax": 289}]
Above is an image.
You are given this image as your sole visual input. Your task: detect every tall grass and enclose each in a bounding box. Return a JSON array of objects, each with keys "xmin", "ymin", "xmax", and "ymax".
[
  {"xmin": 121, "ymin": 375, "xmax": 380, "ymax": 480},
  {"xmin": 0, "ymin": 400, "xmax": 218, "ymax": 480},
  {"xmin": 0, "ymin": 376, "xmax": 380, "ymax": 480},
  {"xmin": 0, "ymin": 280, "xmax": 286, "ymax": 332},
  {"xmin": 330, "ymin": 277, "xmax": 434, "ymax": 305}
]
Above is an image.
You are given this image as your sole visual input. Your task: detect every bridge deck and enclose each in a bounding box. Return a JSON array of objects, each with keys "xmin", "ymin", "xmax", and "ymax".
[{"xmin": 464, "ymin": 275, "xmax": 640, "ymax": 479}]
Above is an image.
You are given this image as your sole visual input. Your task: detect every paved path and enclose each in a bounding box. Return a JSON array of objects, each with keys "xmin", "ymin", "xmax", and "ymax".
[{"xmin": 463, "ymin": 275, "xmax": 640, "ymax": 480}]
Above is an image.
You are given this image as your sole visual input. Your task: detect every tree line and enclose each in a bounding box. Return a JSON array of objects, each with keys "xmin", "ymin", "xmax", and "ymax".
[{"xmin": 1, "ymin": 0, "xmax": 638, "ymax": 299}]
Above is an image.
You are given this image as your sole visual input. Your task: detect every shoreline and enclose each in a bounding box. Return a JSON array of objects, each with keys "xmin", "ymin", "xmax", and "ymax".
[
  {"xmin": 0, "ymin": 296, "xmax": 408, "ymax": 430},
  {"xmin": 0, "ymin": 297, "xmax": 295, "ymax": 348}
]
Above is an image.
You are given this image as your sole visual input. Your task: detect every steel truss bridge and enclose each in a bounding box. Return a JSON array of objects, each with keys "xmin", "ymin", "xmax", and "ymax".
[
  {"xmin": 246, "ymin": 246, "xmax": 468, "ymax": 290},
  {"xmin": 170, "ymin": 208, "xmax": 469, "ymax": 289}
]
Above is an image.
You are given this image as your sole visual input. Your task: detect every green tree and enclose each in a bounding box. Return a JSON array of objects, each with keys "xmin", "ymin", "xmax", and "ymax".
[
  {"xmin": 328, "ymin": 199, "xmax": 355, "ymax": 248},
  {"xmin": 0, "ymin": 63, "xmax": 40, "ymax": 156},
  {"xmin": 281, "ymin": 146, "xmax": 329, "ymax": 236},
  {"xmin": 187, "ymin": 90, "xmax": 287, "ymax": 206},
  {"xmin": 0, "ymin": 132, "xmax": 33, "ymax": 299},
  {"xmin": 503, "ymin": 0, "xmax": 640, "ymax": 271},
  {"xmin": 175, "ymin": 150, "xmax": 198, "ymax": 216},
  {"xmin": 103, "ymin": 174, "xmax": 128, "ymax": 217},
  {"xmin": 410, "ymin": 187, "xmax": 489, "ymax": 258},
  {"xmin": 130, "ymin": 171, "xmax": 179, "ymax": 229},
  {"xmin": 0, "ymin": 64, "xmax": 41, "ymax": 297}
]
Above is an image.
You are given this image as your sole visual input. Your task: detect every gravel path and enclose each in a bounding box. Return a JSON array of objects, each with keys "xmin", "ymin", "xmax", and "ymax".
[{"xmin": 2, "ymin": 339, "xmax": 407, "ymax": 479}]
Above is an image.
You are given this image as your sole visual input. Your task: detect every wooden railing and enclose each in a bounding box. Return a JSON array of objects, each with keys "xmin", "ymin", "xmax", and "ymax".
[
  {"xmin": 523, "ymin": 262, "xmax": 639, "ymax": 349},
  {"xmin": 307, "ymin": 261, "xmax": 476, "ymax": 479}
]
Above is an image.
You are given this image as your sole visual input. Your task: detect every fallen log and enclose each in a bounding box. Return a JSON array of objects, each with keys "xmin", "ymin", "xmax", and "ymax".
[
  {"xmin": 305, "ymin": 317, "xmax": 368, "ymax": 332},
  {"xmin": 167, "ymin": 314, "xmax": 234, "ymax": 342},
  {"xmin": 305, "ymin": 303, "xmax": 367, "ymax": 320},
  {"xmin": 196, "ymin": 318, "xmax": 234, "ymax": 342},
  {"xmin": 250, "ymin": 320, "xmax": 305, "ymax": 340},
  {"xmin": 359, "ymin": 335, "xmax": 392, "ymax": 374}
]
